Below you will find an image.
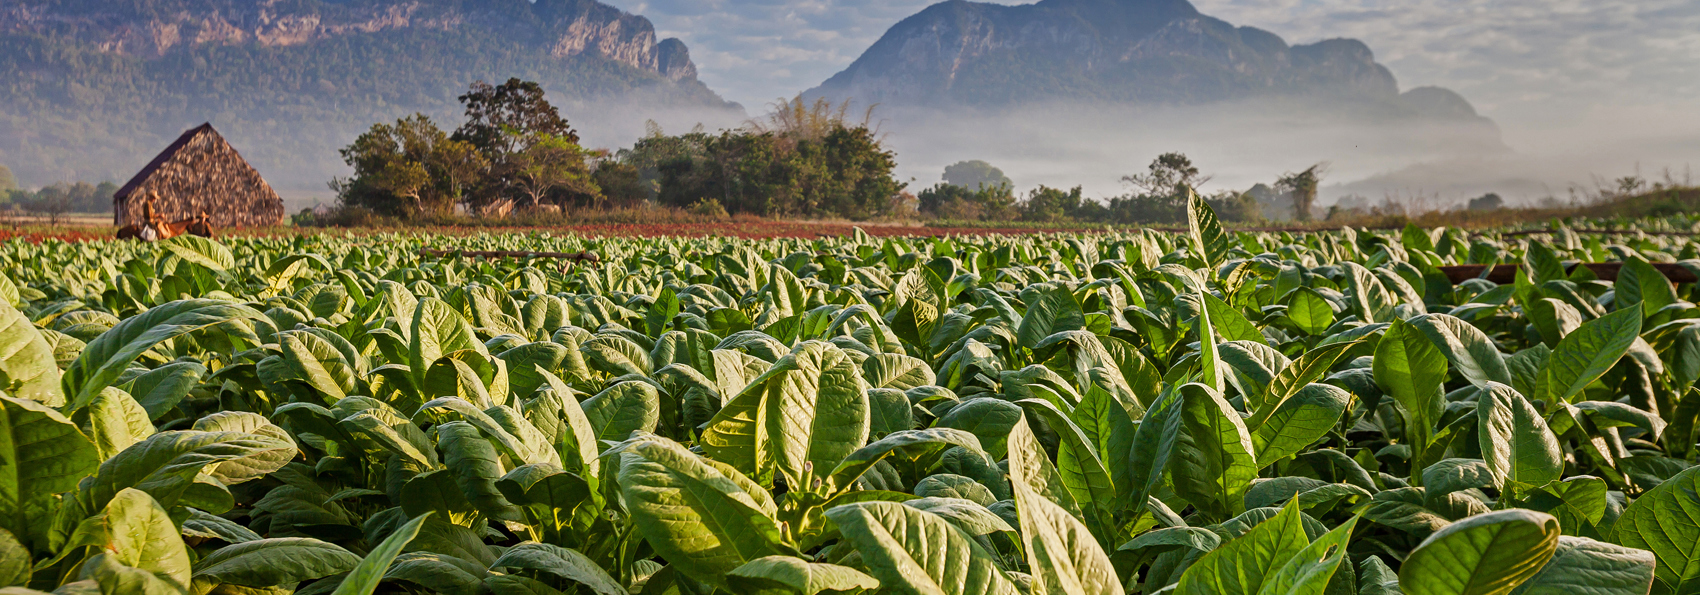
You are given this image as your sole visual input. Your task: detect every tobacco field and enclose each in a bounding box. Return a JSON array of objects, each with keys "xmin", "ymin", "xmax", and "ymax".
[{"xmin": 1, "ymin": 200, "xmax": 1698, "ymax": 595}]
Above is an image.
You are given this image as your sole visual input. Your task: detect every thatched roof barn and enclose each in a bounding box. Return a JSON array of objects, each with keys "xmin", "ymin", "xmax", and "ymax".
[{"xmin": 114, "ymin": 123, "xmax": 284, "ymax": 228}]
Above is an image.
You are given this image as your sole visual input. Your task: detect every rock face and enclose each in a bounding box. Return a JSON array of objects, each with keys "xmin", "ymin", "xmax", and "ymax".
[
  {"xmin": 0, "ymin": 0, "xmax": 700, "ymax": 82},
  {"xmin": 808, "ymin": 0, "xmax": 1482, "ymax": 123}
]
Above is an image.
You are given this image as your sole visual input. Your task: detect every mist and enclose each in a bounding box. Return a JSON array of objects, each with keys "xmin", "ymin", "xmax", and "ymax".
[{"xmin": 859, "ymin": 97, "xmax": 1700, "ymax": 213}]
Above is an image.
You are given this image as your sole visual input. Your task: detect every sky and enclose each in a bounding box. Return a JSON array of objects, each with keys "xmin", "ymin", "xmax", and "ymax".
[{"xmin": 601, "ymin": 0, "xmax": 1700, "ymax": 202}]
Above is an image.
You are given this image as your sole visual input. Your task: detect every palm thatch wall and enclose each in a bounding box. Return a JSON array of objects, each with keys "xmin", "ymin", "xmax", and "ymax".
[{"xmin": 114, "ymin": 124, "xmax": 285, "ymax": 228}]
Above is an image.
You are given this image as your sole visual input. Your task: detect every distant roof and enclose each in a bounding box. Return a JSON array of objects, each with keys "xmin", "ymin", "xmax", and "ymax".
[{"xmin": 114, "ymin": 122, "xmax": 215, "ymax": 201}]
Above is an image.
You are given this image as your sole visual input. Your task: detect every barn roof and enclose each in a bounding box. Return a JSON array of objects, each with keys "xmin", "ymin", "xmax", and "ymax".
[{"xmin": 114, "ymin": 123, "xmax": 216, "ymax": 201}]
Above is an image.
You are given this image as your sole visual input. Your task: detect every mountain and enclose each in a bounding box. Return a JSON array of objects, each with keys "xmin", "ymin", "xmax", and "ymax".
[
  {"xmin": 806, "ymin": 0, "xmax": 1493, "ymax": 127},
  {"xmin": 0, "ymin": 0, "xmax": 741, "ymax": 195}
]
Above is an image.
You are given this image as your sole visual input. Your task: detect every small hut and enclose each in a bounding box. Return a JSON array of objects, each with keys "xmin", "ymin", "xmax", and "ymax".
[{"xmin": 113, "ymin": 123, "xmax": 285, "ymax": 228}]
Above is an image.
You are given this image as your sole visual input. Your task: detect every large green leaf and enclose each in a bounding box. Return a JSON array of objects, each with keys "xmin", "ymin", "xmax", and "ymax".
[
  {"xmin": 0, "ymin": 396, "xmax": 100, "ymax": 552},
  {"xmin": 1612, "ymin": 464, "xmax": 1700, "ymax": 594},
  {"xmin": 616, "ymin": 436, "xmax": 789, "ymax": 588},
  {"xmin": 1175, "ymin": 499, "xmax": 1308, "ymax": 595},
  {"xmin": 1016, "ymin": 283, "xmax": 1085, "ymax": 350},
  {"xmin": 1410, "ymin": 313, "xmax": 1513, "ymax": 387},
  {"xmin": 1546, "ymin": 307, "xmax": 1641, "ymax": 404},
  {"xmin": 123, "ymin": 361, "xmax": 205, "ymax": 421},
  {"xmin": 1172, "ymin": 383, "xmax": 1256, "ymax": 519},
  {"xmin": 1188, "ymin": 190, "xmax": 1232, "ymax": 270},
  {"xmin": 1478, "ymin": 383, "xmax": 1563, "ymax": 493},
  {"xmin": 727, "ymin": 556, "xmax": 879, "ymax": 595},
  {"xmin": 409, "ymin": 298, "xmax": 487, "ymax": 390},
  {"xmin": 0, "ymin": 298, "xmax": 62, "ymax": 406},
  {"xmin": 161, "ymin": 235, "xmax": 235, "ymax": 272},
  {"xmin": 61, "ymin": 299, "xmax": 264, "ymax": 412},
  {"xmin": 701, "ymin": 341, "xmax": 869, "ymax": 488},
  {"xmin": 823, "ymin": 501, "xmax": 1019, "ymax": 595},
  {"xmin": 1285, "ymin": 288, "xmax": 1334, "ymax": 337},
  {"xmin": 1509, "ymin": 536, "xmax": 1655, "ymax": 595},
  {"xmin": 281, "ymin": 331, "xmax": 358, "ymax": 401},
  {"xmin": 1374, "ymin": 318, "xmax": 1448, "ymax": 462},
  {"xmin": 488, "ymin": 543, "xmax": 625, "ymax": 595},
  {"xmin": 435, "ymin": 421, "xmax": 523, "ymax": 522},
  {"xmin": 190, "ymin": 537, "xmax": 360, "ymax": 593},
  {"xmin": 1252, "ymin": 383, "xmax": 1349, "ymax": 469},
  {"xmin": 1400, "ymin": 509, "xmax": 1561, "ymax": 595},
  {"xmin": 1259, "ymin": 516, "xmax": 1359, "ymax": 595},
  {"xmin": 329, "ymin": 511, "xmax": 431, "ymax": 595},
  {"xmin": 78, "ymin": 488, "xmax": 194, "ymax": 590},
  {"xmin": 1006, "ymin": 417, "xmax": 1124, "ymax": 595},
  {"xmin": 581, "ymin": 381, "xmax": 661, "ymax": 442}
]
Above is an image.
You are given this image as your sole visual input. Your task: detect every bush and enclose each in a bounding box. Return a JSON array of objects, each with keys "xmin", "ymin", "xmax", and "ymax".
[{"xmin": 689, "ymin": 198, "xmax": 729, "ymax": 220}]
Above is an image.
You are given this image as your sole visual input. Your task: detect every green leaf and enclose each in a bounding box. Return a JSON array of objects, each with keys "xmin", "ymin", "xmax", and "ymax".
[
  {"xmin": 0, "ymin": 298, "xmax": 63, "ymax": 406},
  {"xmin": 1546, "ymin": 307, "xmax": 1641, "ymax": 404},
  {"xmin": 1400, "ymin": 509, "xmax": 1561, "ymax": 595},
  {"xmin": 617, "ymin": 436, "xmax": 789, "ymax": 588},
  {"xmin": 0, "ymin": 527, "xmax": 26, "ymax": 587},
  {"xmin": 647, "ymin": 287, "xmax": 680, "ymax": 337},
  {"xmin": 826, "ymin": 428, "xmax": 984, "ymax": 494},
  {"xmin": 1285, "ymin": 288, "xmax": 1334, "ymax": 337},
  {"xmin": 190, "ymin": 538, "xmax": 360, "ymax": 592},
  {"xmin": 1016, "ymin": 283, "xmax": 1085, "ymax": 350},
  {"xmin": 61, "ymin": 299, "xmax": 263, "ymax": 412},
  {"xmin": 281, "ymin": 331, "xmax": 358, "ymax": 401},
  {"xmin": 1258, "ymin": 516, "xmax": 1359, "ymax": 595},
  {"xmin": 409, "ymin": 298, "xmax": 487, "ymax": 390},
  {"xmin": 1006, "ymin": 417, "xmax": 1124, "ymax": 595},
  {"xmin": 1611, "ymin": 464, "xmax": 1700, "ymax": 594},
  {"xmin": 1478, "ymin": 383, "xmax": 1563, "ymax": 493},
  {"xmin": 1251, "ymin": 340, "xmax": 1355, "ymax": 425},
  {"xmin": 329, "ymin": 511, "xmax": 431, "ymax": 595},
  {"xmin": 87, "ymin": 488, "xmax": 194, "ymax": 590},
  {"xmin": 581, "ymin": 381, "xmax": 661, "ymax": 442},
  {"xmin": 727, "ymin": 556, "xmax": 880, "ymax": 595},
  {"xmin": 1175, "ymin": 499, "xmax": 1309, "ymax": 595},
  {"xmin": 1616, "ymin": 256, "xmax": 1677, "ymax": 320},
  {"xmin": 823, "ymin": 501, "xmax": 1019, "ymax": 595},
  {"xmin": 1172, "ymin": 383, "xmax": 1256, "ymax": 519},
  {"xmin": 1253, "ymin": 384, "xmax": 1349, "ymax": 469},
  {"xmin": 0, "ymin": 396, "xmax": 100, "ymax": 552},
  {"xmin": 1374, "ymin": 319, "xmax": 1448, "ymax": 460},
  {"xmin": 1188, "ymin": 190, "xmax": 1232, "ymax": 270},
  {"xmin": 1203, "ymin": 292, "xmax": 1263, "ymax": 344},
  {"xmin": 161, "ymin": 235, "xmax": 235, "ymax": 272},
  {"xmin": 435, "ymin": 421, "xmax": 523, "ymax": 522},
  {"xmin": 1509, "ymin": 536, "xmax": 1655, "ymax": 595},
  {"xmin": 123, "ymin": 361, "xmax": 205, "ymax": 421},
  {"xmin": 1120, "ymin": 388, "xmax": 1182, "ymax": 515},
  {"xmin": 1411, "ymin": 313, "xmax": 1513, "ymax": 387},
  {"xmin": 489, "ymin": 543, "xmax": 625, "ymax": 595},
  {"xmin": 80, "ymin": 387, "xmax": 155, "ymax": 460},
  {"xmin": 702, "ymin": 341, "xmax": 869, "ymax": 488},
  {"xmin": 1199, "ymin": 292, "xmax": 1225, "ymax": 393}
]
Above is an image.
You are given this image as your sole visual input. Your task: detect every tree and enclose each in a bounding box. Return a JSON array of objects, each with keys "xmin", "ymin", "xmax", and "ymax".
[
  {"xmin": 1276, "ymin": 163, "xmax": 1328, "ymax": 222},
  {"xmin": 333, "ymin": 114, "xmax": 485, "ymax": 217},
  {"xmin": 1123, "ymin": 153, "xmax": 1210, "ymax": 196},
  {"xmin": 942, "ymin": 160, "xmax": 1012, "ymax": 191},
  {"xmin": 747, "ymin": 95, "xmax": 870, "ymax": 145},
  {"xmin": 453, "ymin": 78, "xmax": 579, "ymax": 160},
  {"xmin": 1020, "ymin": 185, "xmax": 1082, "ymax": 222},
  {"xmin": 1467, "ymin": 193, "xmax": 1504, "ymax": 211},
  {"xmin": 654, "ymin": 123, "xmax": 902, "ymax": 219},
  {"xmin": 508, "ymin": 134, "xmax": 598, "ymax": 209},
  {"xmin": 451, "ymin": 78, "xmax": 599, "ymax": 211},
  {"xmin": 917, "ymin": 182, "xmax": 1016, "ymax": 221}
]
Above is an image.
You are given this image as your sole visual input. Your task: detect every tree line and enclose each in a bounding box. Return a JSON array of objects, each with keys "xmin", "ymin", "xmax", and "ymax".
[{"xmin": 333, "ymin": 82, "xmax": 903, "ymax": 221}]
